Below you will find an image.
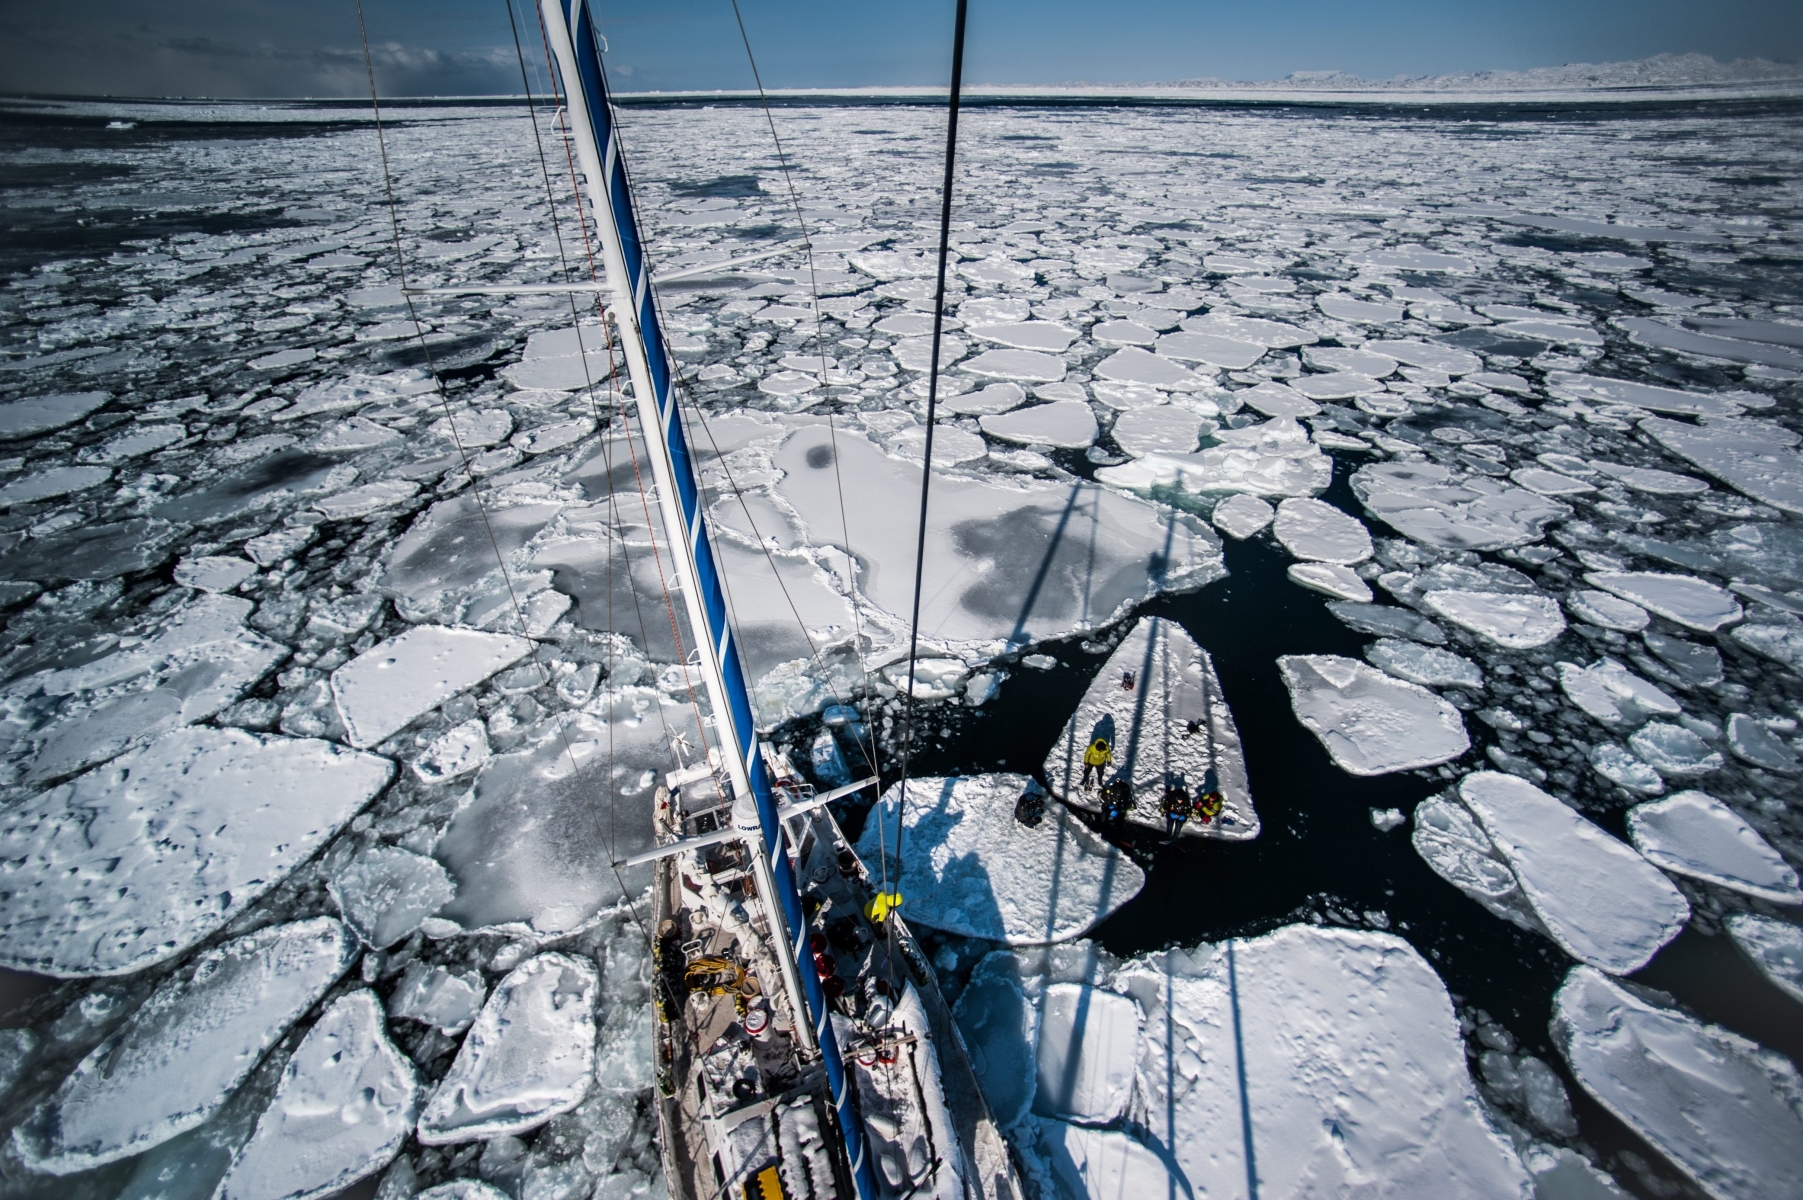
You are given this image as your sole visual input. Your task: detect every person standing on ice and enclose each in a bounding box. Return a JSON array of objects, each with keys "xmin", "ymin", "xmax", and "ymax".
[
  {"xmin": 1194, "ymin": 767, "xmax": 1224, "ymax": 826},
  {"xmin": 1081, "ymin": 737, "xmax": 1113, "ymax": 789},
  {"xmin": 1101, "ymin": 777, "xmax": 1131, "ymax": 826},
  {"xmin": 1161, "ymin": 780, "xmax": 1191, "ymax": 841}
]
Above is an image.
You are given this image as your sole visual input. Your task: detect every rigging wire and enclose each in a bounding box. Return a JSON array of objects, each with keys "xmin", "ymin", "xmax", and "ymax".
[
  {"xmin": 522, "ymin": 4, "xmax": 722, "ymax": 779},
  {"xmin": 354, "ymin": 0, "xmax": 654, "ymax": 948},
  {"xmin": 724, "ymin": 0, "xmax": 884, "ymax": 801},
  {"xmin": 891, "ymin": 0, "xmax": 971, "ymax": 892}
]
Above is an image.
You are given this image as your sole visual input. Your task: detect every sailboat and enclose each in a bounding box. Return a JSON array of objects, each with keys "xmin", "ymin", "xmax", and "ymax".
[{"xmin": 538, "ymin": 4, "xmax": 1019, "ymax": 1199}]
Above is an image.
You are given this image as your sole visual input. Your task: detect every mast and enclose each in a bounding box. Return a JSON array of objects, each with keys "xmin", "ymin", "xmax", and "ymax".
[{"xmin": 537, "ymin": 5, "xmax": 877, "ymax": 1198}]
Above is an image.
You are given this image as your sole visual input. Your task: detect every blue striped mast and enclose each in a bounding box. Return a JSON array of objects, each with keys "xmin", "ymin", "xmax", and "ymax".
[{"xmin": 538, "ymin": 4, "xmax": 876, "ymax": 1197}]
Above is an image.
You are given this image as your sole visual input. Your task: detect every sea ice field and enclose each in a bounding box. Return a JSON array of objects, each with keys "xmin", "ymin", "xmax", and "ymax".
[{"xmin": 1, "ymin": 86, "xmax": 1802, "ymax": 1200}]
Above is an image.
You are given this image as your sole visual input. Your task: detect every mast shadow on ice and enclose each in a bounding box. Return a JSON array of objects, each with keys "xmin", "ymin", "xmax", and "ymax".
[{"xmin": 1044, "ymin": 616, "xmax": 1258, "ymax": 842}]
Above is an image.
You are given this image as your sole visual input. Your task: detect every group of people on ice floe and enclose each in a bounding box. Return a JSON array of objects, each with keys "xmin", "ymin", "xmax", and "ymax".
[{"xmin": 1075, "ymin": 730, "xmax": 1224, "ymax": 841}]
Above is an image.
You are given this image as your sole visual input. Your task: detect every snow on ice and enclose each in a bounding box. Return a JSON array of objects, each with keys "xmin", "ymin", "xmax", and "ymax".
[
  {"xmin": 1583, "ymin": 570, "xmax": 1742, "ymax": 633},
  {"xmin": 854, "ymin": 775, "xmax": 1144, "ymax": 943},
  {"xmin": 1044, "ymin": 616, "xmax": 1257, "ymax": 838},
  {"xmin": 1424, "ymin": 772, "xmax": 1689, "ymax": 973},
  {"xmin": 215, "ymin": 990, "xmax": 417, "ymax": 1200},
  {"xmin": 1271, "ymin": 497, "xmax": 1372, "ymax": 564},
  {"xmin": 1553, "ymin": 966, "xmax": 1803, "ymax": 1200},
  {"xmin": 330, "ymin": 625, "xmax": 533, "ymax": 749},
  {"xmin": 1420, "ymin": 589, "xmax": 1566, "ymax": 648},
  {"xmin": 1128, "ymin": 925, "xmax": 1530, "ymax": 1199},
  {"xmin": 1278, "ymin": 654, "xmax": 1469, "ymax": 775},
  {"xmin": 1352, "ymin": 462, "xmax": 1569, "ymax": 551},
  {"xmin": 418, "ymin": 952, "xmax": 599, "ymax": 1144},
  {"xmin": 0, "ymin": 728, "xmax": 391, "ymax": 977},
  {"xmin": 979, "ymin": 400, "xmax": 1098, "ymax": 448},
  {"xmin": 1627, "ymin": 790, "xmax": 1802, "ymax": 903},
  {"xmin": 1032, "ymin": 984, "xmax": 1138, "ymax": 1124},
  {"xmin": 1209, "ymin": 493, "xmax": 1274, "ymax": 539},
  {"xmin": 1366, "ymin": 638, "xmax": 1484, "ymax": 688},
  {"xmin": 13, "ymin": 917, "xmax": 356, "ymax": 1173}
]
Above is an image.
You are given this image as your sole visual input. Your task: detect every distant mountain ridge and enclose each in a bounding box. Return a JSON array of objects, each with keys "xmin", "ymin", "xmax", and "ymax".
[{"xmin": 1167, "ymin": 53, "xmax": 1803, "ymax": 93}]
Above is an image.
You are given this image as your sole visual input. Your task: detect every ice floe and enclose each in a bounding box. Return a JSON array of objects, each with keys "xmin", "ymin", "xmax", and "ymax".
[
  {"xmin": 0, "ymin": 390, "xmax": 109, "ymax": 439},
  {"xmin": 854, "ymin": 774, "xmax": 1144, "ymax": 943},
  {"xmin": 1032, "ymin": 984, "xmax": 1138, "ymax": 1124},
  {"xmin": 979, "ymin": 401, "xmax": 1097, "ymax": 448},
  {"xmin": 1108, "ymin": 404, "xmax": 1201, "ymax": 458},
  {"xmin": 1039, "ymin": 1122, "xmax": 1170, "ymax": 1200},
  {"xmin": 1155, "ymin": 330, "xmax": 1266, "ymax": 370},
  {"xmin": 1044, "ymin": 616, "xmax": 1256, "ymax": 838},
  {"xmin": 391, "ymin": 961, "xmax": 488, "ymax": 1035},
  {"xmin": 1627, "ymin": 721, "xmax": 1724, "ymax": 777},
  {"xmin": 772, "ymin": 424, "xmax": 1222, "ymax": 656},
  {"xmin": 0, "ymin": 464, "xmax": 112, "ymax": 507},
  {"xmin": 962, "ymin": 348, "xmax": 1067, "ymax": 383},
  {"xmin": 1639, "ymin": 415, "xmax": 1803, "ymax": 515},
  {"xmin": 1233, "ymin": 380, "xmax": 1321, "ymax": 418},
  {"xmin": 329, "ymin": 844, "xmax": 458, "ymax": 948},
  {"xmin": 1726, "ymin": 914, "xmax": 1803, "ymax": 1005},
  {"xmin": 1628, "ymin": 791, "xmax": 1801, "ymax": 903},
  {"xmin": 1552, "ymin": 966, "xmax": 1803, "ymax": 1200},
  {"xmin": 942, "ymin": 381, "xmax": 1028, "ymax": 416},
  {"xmin": 1327, "ymin": 599, "xmax": 1446, "ymax": 643},
  {"xmin": 1435, "ymin": 772, "xmax": 1688, "ymax": 972},
  {"xmin": 1287, "ymin": 561, "xmax": 1372, "ymax": 601},
  {"xmin": 1209, "ymin": 493, "xmax": 1273, "ymax": 539},
  {"xmin": 1180, "ymin": 313, "xmax": 1315, "ymax": 348},
  {"xmin": 174, "ymin": 554, "xmax": 258, "ymax": 592},
  {"xmin": 1366, "ymin": 638, "xmax": 1483, "ymax": 688},
  {"xmin": 1421, "ymin": 589, "xmax": 1565, "ymax": 648},
  {"xmin": 431, "ymin": 702, "xmax": 664, "ymax": 936},
  {"xmin": 216, "ymin": 990, "xmax": 417, "ymax": 1200},
  {"xmin": 1097, "ymin": 415, "xmax": 1332, "ymax": 498},
  {"xmin": 418, "ymin": 952, "xmax": 598, "ymax": 1144},
  {"xmin": 1278, "ymin": 654, "xmax": 1469, "ymax": 775},
  {"xmin": 1272, "ymin": 497, "xmax": 1372, "ymax": 564},
  {"xmin": 1094, "ymin": 347, "xmax": 1207, "ymax": 390},
  {"xmin": 1726, "ymin": 713, "xmax": 1800, "ymax": 773},
  {"xmin": 1565, "ymin": 588, "xmax": 1649, "ymax": 632},
  {"xmin": 331, "ymin": 626, "xmax": 533, "ymax": 749},
  {"xmin": 1557, "ymin": 659, "xmax": 1680, "ymax": 726},
  {"xmin": 0, "ymin": 728, "xmax": 391, "ymax": 977},
  {"xmin": 1584, "ymin": 571, "xmax": 1741, "ymax": 632},
  {"xmin": 1128, "ymin": 925, "xmax": 1530, "ymax": 1199},
  {"xmin": 13, "ymin": 917, "xmax": 356, "ymax": 1173},
  {"xmin": 1364, "ymin": 338, "xmax": 1480, "ymax": 376},
  {"xmin": 1352, "ymin": 462, "xmax": 1569, "ymax": 551}
]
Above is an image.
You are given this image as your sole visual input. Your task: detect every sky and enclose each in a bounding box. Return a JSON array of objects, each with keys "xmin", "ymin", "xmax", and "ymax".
[{"xmin": 0, "ymin": 0, "xmax": 1800, "ymax": 98}]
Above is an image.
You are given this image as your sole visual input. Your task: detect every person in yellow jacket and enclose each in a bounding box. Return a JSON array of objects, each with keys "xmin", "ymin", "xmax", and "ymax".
[
  {"xmin": 1081, "ymin": 737, "xmax": 1112, "ymax": 790},
  {"xmin": 864, "ymin": 890, "xmax": 903, "ymax": 925}
]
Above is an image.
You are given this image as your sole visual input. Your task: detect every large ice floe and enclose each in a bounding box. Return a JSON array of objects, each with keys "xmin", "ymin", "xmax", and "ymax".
[
  {"xmin": 1043, "ymin": 616, "xmax": 1257, "ymax": 839},
  {"xmin": 0, "ymin": 728, "xmax": 391, "ymax": 976},
  {"xmin": 767, "ymin": 423, "xmax": 1223, "ymax": 663},
  {"xmin": 331, "ymin": 626, "xmax": 533, "ymax": 749},
  {"xmin": 1094, "ymin": 416, "xmax": 1333, "ymax": 498},
  {"xmin": 215, "ymin": 990, "xmax": 418, "ymax": 1200},
  {"xmin": 1583, "ymin": 571, "xmax": 1742, "ymax": 632},
  {"xmin": 13, "ymin": 917, "xmax": 357, "ymax": 1173},
  {"xmin": 1351, "ymin": 462, "xmax": 1569, "ymax": 551},
  {"xmin": 1626, "ymin": 790, "xmax": 1803, "ymax": 903},
  {"xmin": 418, "ymin": 952, "xmax": 599, "ymax": 1144},
  {"xmin": 1420, "ymin": 589, "xmax": 1566, "ymax": 648},
  {"xmin": 1553, "ymin": 966, "xmax": 1803, "ymax": 1200},
  {"xmin": 1271, "ymin": 496, "xmax": 1372, "ymax": 564},
  {"xmin": 853, "ymin": 774, "xmax": 1144, "ymax": 943},
  {"xmin": 1278, "ymin": 654, "xmax": 1469, "ymax": 775},
  {"xmin": 1639, "ymin": 415, "xmax": 1803, "ymax": 515},
  {"xmin": 1412, "ymin": 773, "xmax": 1688, "ymax": 972},
  {"xmin": 955, "ymin": 926, "xmax": 1531, "ymax": 1199}
]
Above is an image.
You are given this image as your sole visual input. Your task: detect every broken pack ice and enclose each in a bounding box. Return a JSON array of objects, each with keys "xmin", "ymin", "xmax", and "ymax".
[
  {"xmin": 0, "ymin": 728, "xmax": 391, "ymax": 977},
  {"xmin": 215, "ymin": 990, "xmax": 417, "ymax": 1200},
  {"xmin": 13, "ymin": 918, "xmax": 356, "ymax": 1174},
  {"xmin": 417, "ymin": 952, "xmax": 598, "ymax": 1143}
]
